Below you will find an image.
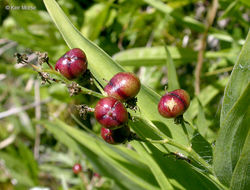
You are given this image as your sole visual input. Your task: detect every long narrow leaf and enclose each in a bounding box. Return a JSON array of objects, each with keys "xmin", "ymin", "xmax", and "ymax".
[
  {"xmin": 41, "ymin": 119, "xmax": 160, "ymax": 190},
  {"xmin": 220, "ymin": 31, "xmax": 250, "ymax": 124},
  {"xmin": 214, "ymin": 83, "xmax": 250, "ymax": 186},
  {"xmin": 230, "ymin": 130, "xmax": 250, "ymax": 190},
  {"xmin": 164, "ymin": 45, "xmax": 180, "ymax": 91}
]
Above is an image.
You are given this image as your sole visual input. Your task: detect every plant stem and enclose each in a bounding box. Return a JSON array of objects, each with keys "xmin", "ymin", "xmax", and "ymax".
[
  {"xmin": 34, "ymin": 80, "xmax": 41, "ymax": 160},
  {"xmin": 204, "ymin": 66, "xmax": 234, "ymax": 76},
  {"xmin": 208, "ymin": 174, "xmax": 229, "ymax": 190},
  {"xmin": 46, "ymin": 61, "xmax": 54, "ymax": 70},
  {"xmin": 194, "ymin": 0, "xmax": 218, "ymax": 95},
  {"xmin": 43, "ymin": 69, "xmax": 105, "ymax": 99},
  {"xmin": 79, "ymin": 172, "xmax": 90, "ymax": 190},
  {"xmin": 43, "ymin": 68, "xmax": 70, "ymax": 82},
  {"xmin": 146, "ymin": 137, "xmax": 213, "ymax": 174},
  {"xmin": 183, "ymin": 118, "xmax": 196, "ymax": 130},
  {"xmin": 79, "ymin": 86, "xmax": 105, "ymax": 99}
]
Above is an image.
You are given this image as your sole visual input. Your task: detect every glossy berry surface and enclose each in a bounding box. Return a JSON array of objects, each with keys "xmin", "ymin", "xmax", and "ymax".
[
  {"xmin": 101, "ymin": 125, "xmax": 130, "ymax": 144},
  {"xmin": 72, "ymin": 163, "xmax": 82, "ymax": 174},
  {"xmin": 94, "ymin": 97, "xmax": 128, "ymax": 129},
  {"xmin": 55, "ymin": 48, "xmax": 87, "ymax": 80},
  {"xmin": 104, "ymin": 72, "xmax": 141, "ymax": 101},
  {"xmin": 158, "ymin": 89, "xmax": 190, "ymax": 118}
]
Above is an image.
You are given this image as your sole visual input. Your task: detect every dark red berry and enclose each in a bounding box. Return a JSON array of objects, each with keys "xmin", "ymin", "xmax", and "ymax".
[
  {"xmin": 104, "ymin": 72, "xmax": 141, "ymax": 101},
  {"xmin": 158, "ymin": 89, "xmax": 190, "ymax": 118},
  {"xmin": 55, "ymin": 48, "xmax": 87, "ymax": 80},
  {"xmin": 94, "ymin": 173, "xmax": 101, "ymax": 178},
  {"xmin": 94, "ymin": 97, "xmax": 128, "ymax": 129},
  {"xmin": 73, "ymin": 163, "xmax": 82, "ymax": 174},
  {"xmin": 101, "ymin": 125, "xmax": 130, "ymax": 144}
]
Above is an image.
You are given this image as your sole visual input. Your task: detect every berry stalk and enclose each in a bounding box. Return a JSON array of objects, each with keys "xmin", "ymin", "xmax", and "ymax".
[{"xmin": 43, "ymin": 69, "xmax": 105, "ymax": 99}]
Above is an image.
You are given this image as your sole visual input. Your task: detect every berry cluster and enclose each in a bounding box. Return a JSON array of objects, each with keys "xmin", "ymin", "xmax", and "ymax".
[
  {"xmin": 54, "ymin": 48, "xmax": 190, "ymax": 144},
  {"xmin": 55, "ymin": 48, "xmax": 141, "ymax": 144},
  {"xmin": 95, "ymin": 72, "xmax": 141, "ymax": 144}
]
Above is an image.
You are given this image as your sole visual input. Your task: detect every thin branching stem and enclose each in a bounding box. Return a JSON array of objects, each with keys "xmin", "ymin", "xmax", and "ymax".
[{"xmin": 42, "ymin": 69, "xmax": 105, "ymax": 99}]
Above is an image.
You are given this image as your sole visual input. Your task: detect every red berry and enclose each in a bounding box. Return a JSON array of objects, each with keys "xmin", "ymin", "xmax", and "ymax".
[
  {"xmin": 55, "ymin": 48, "xmax": 87, "ymax": 80},
  {"xmin": 73, "ymin": 163, "xmax": 82, "ymax": 174},
  {"xmin": 94, "ymin": 173, "xmax": 101, "ymax": 178},
  {"xmin": 158, "ymin": 89, "xmax": 190, "ymax": 118},
  {"xmin": 104, "ymin": 72, "xmax": 141, "ymax": 101},
  {"xmin": 101, "ymin": 125, "xmax": 130, "ymax": 144},
  {"xmin": 94, "ymin": 97, "xmax": 128, "ymax": 129}
]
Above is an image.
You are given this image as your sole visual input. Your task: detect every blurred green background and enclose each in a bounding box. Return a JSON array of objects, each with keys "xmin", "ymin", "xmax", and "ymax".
[{"xmin": 0, "ymin": 0, "xmax": 249, "ymax": 189}]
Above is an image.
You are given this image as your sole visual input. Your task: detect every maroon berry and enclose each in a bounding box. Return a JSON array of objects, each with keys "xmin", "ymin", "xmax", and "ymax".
[
  {"xmin": 55, "ymin": 48, "xmax": 87, "ymax": 80},
  {"xmin": 104, "ymin": 72, "xmax": 141, "ymax": 101},
  {"xmin": 73, "ymin": 163, "xmax": 82, "ymax": 174},
  {"xmin": 101, "ymin": 125, "xmax": 130, "ymax": 144},
  {"xmin": 95, "ymin": 97, "xmax": 128, "ymax": 129},
  {"xmin": 158, "ymin": 89, "xmax": 190, "ymax": 118},
  {"xmin": 94, "ymin": 173, "xmax": 101, "ymax": 178}
]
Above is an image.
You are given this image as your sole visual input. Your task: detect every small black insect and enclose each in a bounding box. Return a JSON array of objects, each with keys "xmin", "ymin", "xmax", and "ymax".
[{"xmin": 164, "ymin": 152, "xmax": 191, "ymax": 163}]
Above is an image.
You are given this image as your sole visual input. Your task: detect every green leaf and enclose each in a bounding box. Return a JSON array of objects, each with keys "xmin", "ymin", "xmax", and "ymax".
[
  {"xmin": 18, "ymin": 142, "xmax": 39, "ymax": 184},
  {"xmin": 131, "ymin": 142, "xmax": 174, "ymax": 190},
  {"xmin": 214, "ymin": 31, "xmax": 250, "ymax": 187},
  {"xmin": 164, "ymin": 45, "xmax": 180, "ymax": 91},
  {"xmin": 230, "ymin": 130, "xmax": 250, "ymax": 190},
  {"xmin": 41, "ymin": 118, "xmax": 160, "ymax": 190},
  {"xmin": 39, "ymin": 120, "xmax": 83, "ymax": 155},
  {"xmin": 80, "ymin": 2, "xmax": 110, "ymax": 40},
  {"xmin": 191, "ymin": 131, "xmax": 213, "ymax": 164},
  {"xmin": 220, "ymin": 31, "xmax": 250, "ymax": 124},
  {"xmin": 113, "ymin": 46, "xmax": 197, "ymax": 67},
  {"xmin": 113, "ymin": 46, "xmax": 238, "ymax": 67},
  {"xmin": 129, "ymin": 118, "xmax": 220, "ymax": 190},
  {"xmin": 143, "ymin": 0, "xmax": 237, "ymax": 43},
  {"xmin": 185, "ymin": 85, "xmax": 220, "ymax": 120},
  {"xmin": 132, "ymin": 141, "xmax": 220, "ymax": 190},
  {"xmin": 143, "ymin": 0, "xmax": 205, "ymax": 32},
  {"xmin": 240, "ymin": 0, "xmax": 250, "ymax": 7},
  {"xmin": 0, "ymin": 150, "xmax": 37, "ymax": 187},
  {"xmin": 214, "ymin": 83, "xmax": 250, "ymax": 187},
  {"xmin": 219, "ymin": 1, "xmax": 238, "ymax": 20},
  {"xmin": 196, "ymin": 99, "xmax": 210, "ymax": 137}
]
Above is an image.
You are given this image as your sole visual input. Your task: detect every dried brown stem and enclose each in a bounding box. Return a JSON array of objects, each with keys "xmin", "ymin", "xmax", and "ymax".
[
  {"xmin": 0, "ymin": 98, "xmax": 50, "ymax": 119},
  {"xmin": 195, "ymin": 0, "xmax": 218, "ymax": 95},
  {"xmin": 0, "ymin": 134, "xmax": 16, "ymax": 149},
  {"xmin": 79, "ymin": 172, "xmax": 90, "ymax": 190},
  {"xmin": 34, "ymin": 80, "xmax": 41, "ymax": 160}
]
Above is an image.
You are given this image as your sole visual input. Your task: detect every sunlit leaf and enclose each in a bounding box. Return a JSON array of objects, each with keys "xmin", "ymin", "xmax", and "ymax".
[{"xmin": 164, "ymin": 45, "xmax": 180, "ymax": 91}]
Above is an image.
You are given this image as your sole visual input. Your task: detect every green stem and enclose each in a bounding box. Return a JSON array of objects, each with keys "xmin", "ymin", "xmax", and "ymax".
[
  {"xmin": 208, "ymin": 174, "xmax": 229, "ymax": 190},
  {"xmin": 43, "ymin": 69, "xmax": 70, "ymax": 82},
  {"xmin": 43, "ymin": 69, "xmax": 105, "ymax": 99},
  {"xmin": 183, "ymin": 118, "xmax": 196, "ymax": 130},
  {"xmin": 79, "ymin": 86, "xmax": 105, "ymax": 99},
  {"xmin": 146, "ymin": 138, "xmax": 213, "ymax": 174},
  {"xmin": 204, "ymin": 66, "xmax": 233, "ymax": 76}
]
